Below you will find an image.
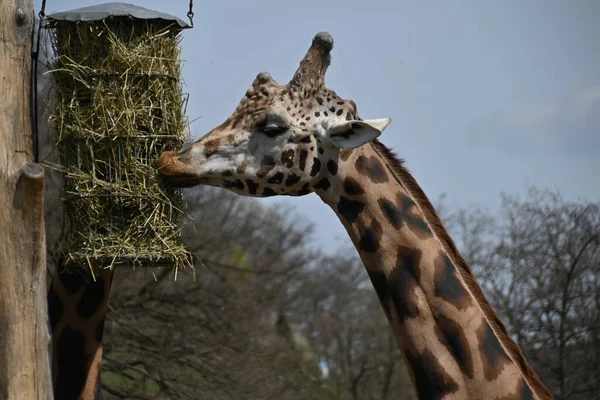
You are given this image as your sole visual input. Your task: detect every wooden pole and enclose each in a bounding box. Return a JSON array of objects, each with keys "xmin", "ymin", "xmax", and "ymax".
[{"xmin": 0, "ymin": 0, "xmax": 53, "ymax": 398}]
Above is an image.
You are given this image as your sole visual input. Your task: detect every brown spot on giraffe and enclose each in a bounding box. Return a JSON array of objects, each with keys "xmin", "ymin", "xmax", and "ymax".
[
  {"xmin": 396, "ymin": 192, "xmax": 432, "ymax": 239},
  {"xmin": 343, "ymin": 176, "xmax": 364, "ymax": 195},
  {"xmin": 404, "ymin": 348, "xmax": 461, "ymax": 399},
  {"xmin": 378, "ymin": 197, "xmax": 404, "ymax": 230},
  {"xmin": 434, "ymin": 315, "xmax": 475, "ymax": 379},
  {"xmin": 355, "ymin": 155, "xmax": 388, "ymax": 183},
  {"xmin": 396, "ymin": 245, "xmax": 423, "ymax": 284},
  {"xmin": 267, "ymin": 171, "xmax": 285, "ymax": 184},
  {"xmin": 337, "ymin": 196, "xmax": 365, "ymax": 224},
  {"xmin": 203, "ymin": 138, "xmax": 221, "ymax": 158},
  {"xmin": 313, "ymin": 177, "xmax": 331, "ymax": 191},
  {"xmin": 285, "ymin": 173, "xmax": 301, "ymax": 187},
  {"xmin": 478, "ymin": 322, "xmax": 514, "ymax": 381},
  {"xmin": 246, "ymin": 179, "xmax": 259, "ymax": 195},
  {"xmin": 298, "ymin": 149, "xmax": 308, "ymax": 171},
  {"xmin": 262, "ymin": 187, "xmax": 276, "ymax": 196},
  {"xmin": 296, "ymin": 182, "xmax": 312, "ymax": 195},
  {"xmin": 358, "ymin": 218, "xmax": 383, "ymax": 252},
  {"xmin": 326, "ymin": 159, "xmax": 338, "ymax": 175},
  {"xmin": 310, "ymin": 157, "xmax": 321, "ymax": 176},
  {"xmin": 433, "ymin": 252, "xmax": 471, "ymax": 311},
  {"xmin": 387, "ymin": 247, "xmax": 423, "ymax": 322},
  {"xmin": 223, "ymin": 179, "xmax": 245, "ymax": 191},
  {"xmin": 281, "ymin": 149, "xmax": 295, "ymax": 168}
]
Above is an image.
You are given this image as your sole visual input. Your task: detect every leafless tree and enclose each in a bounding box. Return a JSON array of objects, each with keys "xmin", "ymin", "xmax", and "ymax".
[
  {"xmin": 102, "ymin": 187, "xmax": 324, "ymax": 399},
  {"xmin": 289, "ymin": 253, "xmax": 416, "ymax": 400}
]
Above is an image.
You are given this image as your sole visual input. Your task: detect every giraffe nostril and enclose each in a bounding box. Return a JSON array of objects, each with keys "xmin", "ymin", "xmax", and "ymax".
[{"xmin": 177, "ymin": 145, "xmax": 191, "ymax": 156}]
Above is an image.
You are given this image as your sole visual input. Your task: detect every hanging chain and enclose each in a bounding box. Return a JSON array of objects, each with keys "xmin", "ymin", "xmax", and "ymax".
[
  {"xmin": 39, "ymin": 0, "xmax": 47, "ymax": 19},
  {"xmin": 187, "ymin": 0, "xmax": 194, "ymax": 28},
  {"xmin": 31, "ymin": 0, "xmax": 48, "ymax": 163}
]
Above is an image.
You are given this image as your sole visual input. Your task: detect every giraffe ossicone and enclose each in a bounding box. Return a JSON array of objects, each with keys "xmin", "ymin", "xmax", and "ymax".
[
  {"xmin": 312, "ymin": 31, "xmax": 334, "ymax": 50},
  {"xmin": 158, "ymin": 32, "xmax": 553, "ymax": 400}
]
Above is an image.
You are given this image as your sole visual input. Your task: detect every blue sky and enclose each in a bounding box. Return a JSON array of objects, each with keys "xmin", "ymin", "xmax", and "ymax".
[{"xmin": 40, "ymin": 0, "xmax": 600, "ymax": 252}]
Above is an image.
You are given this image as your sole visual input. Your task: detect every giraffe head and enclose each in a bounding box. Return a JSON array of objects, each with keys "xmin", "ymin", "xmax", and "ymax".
[{"xmin": 157, "ymin": 32, "xmax": 391, "ymax": 197}]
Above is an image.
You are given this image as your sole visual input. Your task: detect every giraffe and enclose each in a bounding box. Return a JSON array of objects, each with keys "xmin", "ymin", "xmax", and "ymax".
[
  {"xmin": 157, "ymin": 32, "xmax": 554, "ymax": 399},
  {"xmin": 47, "ymin": 267, "xmax": 113, "ymax": 399}
]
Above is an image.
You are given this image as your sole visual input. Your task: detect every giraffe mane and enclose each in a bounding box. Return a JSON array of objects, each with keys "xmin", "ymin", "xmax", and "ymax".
[{"xmin": 370, "ymin": 139, "xmax": 554, "ymax": 400}]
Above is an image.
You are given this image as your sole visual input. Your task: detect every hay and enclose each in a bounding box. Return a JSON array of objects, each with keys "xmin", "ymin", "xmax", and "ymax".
[{"xmin": 45, "ymin": 18, "xmax": 193, "ymax": 271}]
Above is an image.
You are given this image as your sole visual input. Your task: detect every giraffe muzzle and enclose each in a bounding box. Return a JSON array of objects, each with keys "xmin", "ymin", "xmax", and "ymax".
[{"xmin": 157, "ymin": 151, "xmax": 204, "ymax": 187}]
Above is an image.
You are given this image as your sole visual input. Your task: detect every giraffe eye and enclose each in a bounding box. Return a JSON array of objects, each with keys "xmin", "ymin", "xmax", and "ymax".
[{"xmin": 261, "ymin": 125, "xmax": 288, "ymax": 138}]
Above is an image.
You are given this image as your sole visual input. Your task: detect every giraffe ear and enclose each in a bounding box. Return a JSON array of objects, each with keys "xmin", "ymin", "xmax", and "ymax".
[{"xmin": 325, "ymin": 118, "xmax": 392, "ymax": 149}]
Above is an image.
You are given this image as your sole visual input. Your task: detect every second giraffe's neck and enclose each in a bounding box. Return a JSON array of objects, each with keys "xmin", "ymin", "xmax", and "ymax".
[
  {"xmin": 315, "ymin": 141, "xmax": 552, "ymax": 400},
  {"xmin": 48, "ymin": 267, "xmax": 114, "ymax": 399}
]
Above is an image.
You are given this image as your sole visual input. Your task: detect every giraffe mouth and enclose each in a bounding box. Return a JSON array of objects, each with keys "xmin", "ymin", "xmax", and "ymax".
[
  {"xmin": 161, "ymin": 175, "xmax": 204, "ymax": 188},
  {"xmin": 157, "ymin": 151, "xmax": 204, "ymax": 188}
]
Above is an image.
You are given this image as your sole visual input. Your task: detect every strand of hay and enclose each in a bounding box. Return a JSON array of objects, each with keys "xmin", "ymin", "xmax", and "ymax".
[{"xmin": 45, "ymin": 18, "xmax": 192, "ymax": 271}]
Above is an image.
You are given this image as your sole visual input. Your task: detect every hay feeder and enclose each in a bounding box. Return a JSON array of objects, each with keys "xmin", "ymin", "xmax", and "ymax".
[{"xmin": 45, "ymin": 3, "xmax": 193, "ymax": 272}]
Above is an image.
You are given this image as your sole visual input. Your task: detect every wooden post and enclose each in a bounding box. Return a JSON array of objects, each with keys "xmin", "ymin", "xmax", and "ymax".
[{"xmin": 0, "ymin": 0, "xmax": 53, "ymax": 399}]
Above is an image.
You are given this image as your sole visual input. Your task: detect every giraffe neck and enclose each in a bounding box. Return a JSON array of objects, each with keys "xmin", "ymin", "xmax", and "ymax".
[
  {"xmin": 48, "ymin": 267, "xmax": 113, "ymax": 399},
  {"xmin": 315, "ymin": 141, "xmax": 552, "ymax": 400}
]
